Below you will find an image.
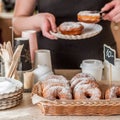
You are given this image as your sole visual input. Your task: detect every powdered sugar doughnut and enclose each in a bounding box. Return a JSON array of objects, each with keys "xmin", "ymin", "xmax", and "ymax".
[
  {"xmin": 42, "ymin": 75, "xmax": 69, "ymax": 89},
  {"xmin": 42, "ymin": 82, "xmax": 70, "ymax": 94},
  {"xmin": 70, "ymin": 73, "xmax": 97, "ymax": 89},
  {"xmin": 41, "ymin": 75, "xmax": 72, "ymax": 100},
  {"xmin": 59, "ymin": 22, "xmax": 84, "ymax": 35},
  {"xmin": 105, "ymin": 86, "xmax": 120, "ymax": 99},
  {"xmin": 74, "ymin": 84, "xmax": 101, "ymax": 100},
  {"xmin": 43, "ymin": 86, "xmax": 72, "ymax": 100},
  {"xmin": 70, "ymin": 73, "xmax": 101, "ymax": 100},
  {"xmin": 77, "ymin": 11, "xmax": 100, "ymax": 23}
]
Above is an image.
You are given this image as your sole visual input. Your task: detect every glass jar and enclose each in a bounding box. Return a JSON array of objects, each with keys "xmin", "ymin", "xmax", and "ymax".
[{"xmin": 80, "ymin": 59, "xmax": 104, "ymax": 80}]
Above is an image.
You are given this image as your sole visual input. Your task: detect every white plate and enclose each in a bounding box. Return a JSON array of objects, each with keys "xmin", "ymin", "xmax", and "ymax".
[
  {"xmin": 50, "ymin": 22, "xmax": 103, "ymax": 40},
  {"xmin": 0, "ymin": 77, "xmax": 23, "ymax": 95}
]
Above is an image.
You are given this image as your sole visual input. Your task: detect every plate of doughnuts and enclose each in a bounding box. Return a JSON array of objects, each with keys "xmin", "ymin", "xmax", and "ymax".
[{"xmin": 50, "ymin": 21, "xmax": 102, "ymax": 40}]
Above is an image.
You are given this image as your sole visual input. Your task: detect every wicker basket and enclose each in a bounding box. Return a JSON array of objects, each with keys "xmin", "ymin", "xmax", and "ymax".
[
  {"xmin": 37, "ymin": 99, "xmax": 120, "ymax": 116},
  {"xmin": 32, "ymin": 69, "xmax": 120, "ymax": 116}
]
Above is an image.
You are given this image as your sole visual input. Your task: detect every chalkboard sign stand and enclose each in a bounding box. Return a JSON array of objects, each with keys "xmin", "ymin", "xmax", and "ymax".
[
  {"xmin": 109, "ymin": 64, "xmax": 112, "ymax": 88},
  {"xmin": 104, "ymin": 44, "xmax": 116, "ymax": 88}
]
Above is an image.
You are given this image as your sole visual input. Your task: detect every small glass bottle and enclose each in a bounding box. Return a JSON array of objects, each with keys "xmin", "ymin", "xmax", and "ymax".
[
  {"xmin": 17, "ymin": 60, "xmax": 34, "ymax": 92},
  {"xmin": 23, "ymin": 70, "xmax": 34, "ymax": 92}
]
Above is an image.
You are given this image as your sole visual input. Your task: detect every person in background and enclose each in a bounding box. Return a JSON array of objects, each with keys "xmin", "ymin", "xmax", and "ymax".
[{"xmin": 12, "ymin": 0, "xmax": 120, "ymax": 69}]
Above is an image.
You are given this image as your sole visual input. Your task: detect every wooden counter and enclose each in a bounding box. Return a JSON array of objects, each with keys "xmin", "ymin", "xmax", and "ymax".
[{"xmin": 0, "ymin": 93, "xmax": 120, "ymax": 120}]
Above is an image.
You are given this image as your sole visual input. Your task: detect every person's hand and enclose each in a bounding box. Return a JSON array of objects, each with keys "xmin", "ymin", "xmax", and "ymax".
[
  {"xmin": 34, "ymin": 13, "xmax": 57, "ymax": 39},
  {"xmin": 101, "ymin": 0, "xmax": 120, "ymax": 23}
]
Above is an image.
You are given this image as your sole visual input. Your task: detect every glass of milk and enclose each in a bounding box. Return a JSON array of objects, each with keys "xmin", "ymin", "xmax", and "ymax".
[
  {"xmin": 104, "ymin": 58, "xmax": 120, "ymax": 81},
  {"xmin": 80, "ymin": 59, "xmax": 104, "ymax": 80}
]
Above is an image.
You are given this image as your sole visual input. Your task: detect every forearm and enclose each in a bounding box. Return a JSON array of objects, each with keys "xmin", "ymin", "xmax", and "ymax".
[
  {"xmin": 13, "ymin": 0, "xmax": 60, "ymax": 39},
  {"xmin": 12, "ymin": 0, "xmax": 37, "ymax": 35},
  {"xmin": 12, "ymin": 15, "xmax": 41, "ymax": 36},
  {"xmin": 111, "ymin": 22, "xmax": 120, "ymax": 57}
]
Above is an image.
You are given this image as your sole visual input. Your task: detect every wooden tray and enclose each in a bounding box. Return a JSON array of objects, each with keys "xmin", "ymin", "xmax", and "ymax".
[{"xmin": 32, "ymin": 69, "xmax": 120, "ymax": 116}]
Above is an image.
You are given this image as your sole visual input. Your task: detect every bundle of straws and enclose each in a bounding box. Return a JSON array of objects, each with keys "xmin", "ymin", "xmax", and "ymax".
[{"xmin": 0, "ymin": 41, "xmax": 23, "ymax": 79}]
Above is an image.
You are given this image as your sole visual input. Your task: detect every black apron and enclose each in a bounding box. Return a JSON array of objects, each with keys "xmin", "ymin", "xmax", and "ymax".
[{"xmin": 36, "ymin": 0, "xmax": 117, "ymax": 69}]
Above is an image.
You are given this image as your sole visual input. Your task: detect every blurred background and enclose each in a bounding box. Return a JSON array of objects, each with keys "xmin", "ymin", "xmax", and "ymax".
[
  {"xmin": 2, "ymin": 0, "xmax": 15, "ymax": 12},
  {"xmin": 0, "ymin": 0, "xmax": 120, "ymax": 50}
]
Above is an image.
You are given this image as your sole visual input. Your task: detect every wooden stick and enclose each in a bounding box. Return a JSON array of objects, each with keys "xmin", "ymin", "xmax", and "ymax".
[
  {"xmin": 6, "ymin": 45, "xmax": 23, "ymax": 78},
  {"xmin": 6, "ymin": 41, "xmax": 13, "ymax": 59},
  {"xmin": 109, "ymin": 64, "xmax": 112, "ymax": 88}
]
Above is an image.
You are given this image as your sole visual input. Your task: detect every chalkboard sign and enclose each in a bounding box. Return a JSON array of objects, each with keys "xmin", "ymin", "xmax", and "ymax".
[{"xmin": 104, "ymin": 44, "xmax": 116, "ymax": 65}]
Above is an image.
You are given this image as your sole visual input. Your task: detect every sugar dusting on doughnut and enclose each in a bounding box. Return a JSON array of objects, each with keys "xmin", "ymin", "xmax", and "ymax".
[
  {"xmin": 70, "ymin": 73, "xmax": 96, "ymax": 84},
  {"xmin": 78, "ymin": 11, "xmax": 100, "ymax": 16},
  {"xmin": 44, "ymin": 75, "xmax": 69, "ymax": 84},
  {"xmin": 59, "ymin": 22, "xmax": 82, "ymax": 30},
  {"xmin": 77, "ymin": 10, "xmax": 100, "ymax": 23},
  {"xmin": 71, "ymin": 77, "xmax": 97, "ymax": 90},
  {"xmin": 70, "ymin": 73, "xmax": 97, "ymax": 90},
  {"xmin": 42, "ymin": 82, "xmax": 69, "ymax": 93}
]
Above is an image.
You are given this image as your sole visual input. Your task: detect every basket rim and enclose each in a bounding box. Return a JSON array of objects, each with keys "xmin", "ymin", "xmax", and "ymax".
[{"xmin": 32, "ymin": 93, "xmax": 120, "ymax": 106}]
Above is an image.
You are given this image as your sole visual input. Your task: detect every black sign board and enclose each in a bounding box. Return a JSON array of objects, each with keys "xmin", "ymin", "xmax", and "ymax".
[{"xmin": 104, "ymin": 44, "xmax": 116, "ymax": 65}]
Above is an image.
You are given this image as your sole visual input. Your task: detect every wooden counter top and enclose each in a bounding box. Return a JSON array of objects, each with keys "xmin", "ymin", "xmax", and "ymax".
[{"xmin": 0, "ymin": 93, "xmax": 120, "ymax": 120}]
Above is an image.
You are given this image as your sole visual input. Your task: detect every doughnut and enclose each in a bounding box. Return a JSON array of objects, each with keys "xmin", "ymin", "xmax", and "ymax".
[
  {"xmin": 41, "ymin": 75, "xmax": 69, "ymax": 89},
  {"xmin": 105, "ymin": 86, "xmax": 120, "ymax": 99},
  {"xmin": 77, "ymin": 11, "xmax": 100, "ymax": 23},
  {"xmin": 41, "ymin": 75, "xmax": 72, "ymax": 100},
  {"xmin": 70, "ymin": 73, "xmax": 97, "ymax": 89},
  {"xmin": 74, "ymin": 83, "xmax": 101, "ymax": 100},
  {"xmin": 42, "ymin": 82, "xmax": 70, "ymax": 94},
  {"xmin": 44, "ymin": 75, "xmax": 69, "ymax": 84},
  {"xmin": 59, "ymin": 22, "xmax": 84, "ymax": 35},
  {"xmin": 71, "ymin": 73, "xmax": 101, "ymax": 100},
  {"xmin": 70, "ymin": 73, "xmax": 96, "ymax": 83},
  {"xmin": 43, "ymin": 86, "xmax": 72, "ymax": 100}
]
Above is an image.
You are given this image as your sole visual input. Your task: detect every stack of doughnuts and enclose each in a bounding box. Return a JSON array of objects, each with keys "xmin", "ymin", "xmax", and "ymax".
[
  {"xmin": 70, "ymin": 73, "xmax": 101, "ymax": 100},
  {"xmin": 41, "ymin": 75, "xmax": 72, "ymax": 100}
]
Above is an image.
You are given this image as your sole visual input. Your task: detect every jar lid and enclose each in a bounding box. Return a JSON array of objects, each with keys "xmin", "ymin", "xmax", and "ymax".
[{"xmin": 80, "ymin": 59, "xmax": 104, "ymax": 69}]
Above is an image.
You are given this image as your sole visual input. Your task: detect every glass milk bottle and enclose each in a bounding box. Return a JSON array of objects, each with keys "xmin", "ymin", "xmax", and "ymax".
[
  {"xmin": 80, "ymin": 59, "xmax": 104, "ymax": 80},
  {"xmin": 104, "ymin": 58, "xmax": 120, "ymax": 81}
]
